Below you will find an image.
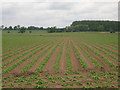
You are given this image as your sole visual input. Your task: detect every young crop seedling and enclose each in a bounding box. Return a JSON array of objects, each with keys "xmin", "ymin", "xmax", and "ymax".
[
  {"xmin": 66, "ymin": 42, "xmax": 72, "ymax": 73},
  {"xmin": 53, "ymin": 44, "xmax": 63, "ymax": 72},
  {"xmin": 50, "ymin": 80, "xmax": 56, "ymax": 83},
  {"xmin": 60, "ymin": 80, "xmax": 66, "ymax": 82},
  {"xmin": 72, "ymin": 42, "xmax": 87, "ymax": 69},
  {"xmin": 76, "ymin": 82, "xmax": 82, "ymax": 85},
  {"xmin": 86, "ymin": 82, "xmax": 92, "ymax": 85},
  {"xmin": 69, "ymin": 79, "xmax": 76, "ymax": 81},
  {"xmin": 35, "ymin": 41, "xmax": 62, "ymax": 72},
  {"xmin": 34, "ymin": 85, "xmax": 44, "ymax": 88}
]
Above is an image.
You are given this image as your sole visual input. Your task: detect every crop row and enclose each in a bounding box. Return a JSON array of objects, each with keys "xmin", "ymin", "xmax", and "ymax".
[
  {"xmin": 96, "ymin": 43, "xmax": 119, "ymax": 55},
  {"xmin": 72, "ymin": 42, "xmax": 87, "ymax": 69},
  {"xmin": 103, "ymin": 44, "xmax": 118, "ymax": 51},
  {"xmin": 66, "ymin": 42, "xmax": 72, "ymax": 72},
  {"xmin": 35, "ymin": 41, "xmax": 63, "ymax": 72},
  {"xmin": 2, "ymin": 43, "xmax": 51, "ymax": 74},
  {"xmin": 89, "ymin": 44, "xmax": 118, "ymax": 61},
  {"xmin": 2, "ymin": 38, "xmax": 53, "ymax": 57},
  {"xmin": 78, "ymin": 44, "xmax": 102, "ymax": 67},
  {"xmin": 2, "ymin": 48, "xmax": 28, "ymax": 61},
  {"xmin": 2, "ymin": 43, "xmax": 49, "ymax": 68},
  {"xmin": 2, "ymin": 44, "xmax": 43, "ymax": 62},
  {"xmin": 2, "ymin": 48, "xmax": 23, "ymax": 57},
  {"xmin": 95, "ymin": 44, "xmax": 119, "ymax": 56},
  {"xmin": 2, "ymin": 39, "xmax": 51, "ymax": 60},
  {"xmin": 21, "ymin": 44, "xmax": 53, "ymax": 72},
  {"xmin": 53, "ymin": 43, "xmax": 63, "ymax": 72},
  {"xmin": 83, "ymin": 43, "xmax": 116, "ymax": 67}
]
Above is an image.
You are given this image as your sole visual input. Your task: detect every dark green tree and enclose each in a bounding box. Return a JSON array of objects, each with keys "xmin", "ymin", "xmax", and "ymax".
[
  {"xmin": 14, "ymin": 26, "xmax": 18, "ymax": 30},
  {"xmin": 4, "ymin": 27, "xmax": 8, "ymax": 30},
  {"xmin": 1, "ymin": 25, "xmax": 4, "ymax": 30},
  {"xmin": 8, "ymin": 31, "xmax": 10, "ymax": 33},
  {"xmin": 97, "ymin": 25, "xmax": 104, "ymax": 31},
  {"xmin": 8, "ymin": 26, "xmax": 13, "ymax": 30},
  {"xmin": 19, "ymin": 27, "xmax": 26, "ymax": 33},
  {"xmin": 17, "ymin": 25, "xmax": 20, "ymax": 30},
  {"xmin": 29, "ymin": 31, "xmax": 32, "ymax": 33}
]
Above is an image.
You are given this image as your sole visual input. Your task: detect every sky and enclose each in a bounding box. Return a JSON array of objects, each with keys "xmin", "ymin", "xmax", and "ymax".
[{"xmin": 1, "ymin": 0, "xmax": 119, "ymax": 28}]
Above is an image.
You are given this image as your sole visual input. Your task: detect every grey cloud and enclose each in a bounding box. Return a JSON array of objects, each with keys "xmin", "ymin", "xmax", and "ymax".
[
  {"xmin": 48, "ymin": 2, "xmax": 76, "ymax": 10},
  {"xmin": 2, "ymin": 2, "xmax": 118, "ymax": 27}
]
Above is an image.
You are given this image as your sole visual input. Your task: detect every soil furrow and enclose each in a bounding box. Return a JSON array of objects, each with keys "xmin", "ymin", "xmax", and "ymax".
[
  {"xmin": 69, "ymin": 40, "xmax": 82, "ymax": 72},
  {"xmin": 104, "ymin": 44, "xmax": 118, "ymax": 49},
  {"xmin": 10, "ymin": 44, "xmax": 52, "ymax": 73},
  {"xmin": 83, "ymin": 42, "xmax": 118, "ymax": 66},
  {"xmin": 96, "ymin": 44, "xmax": 118, "ymax": 54},
  {"xmin": 42, "ymin": 47, "xmax": 60, "ymax": 73},
  {"xmin": 2, "ymin": 44, "xmax": 46, "ymax": 71},
  {"xmin": 2, "ymin": 48, "xmax": 23, "ymax": 55},
  {"xmin": 72, "ymin": 41, "xmax": 95, "ymax": 70},
  {"xmin": 3, "ymin": 45, "xmax": 41, "ymax": 64},
  {"xmin": 59, "ymin": 41, "xmax": 67, "ymax": 73},
  {"xmin": 2, "ymin": 49, "xmax": 23, "ymax": 58},
  {"xmin": 28, "ymin": 42, "xmax": 61, "ymax": 72},
  {"xmin": 81, "ymin": 43, "xmax": 113, "ymax": 71}
]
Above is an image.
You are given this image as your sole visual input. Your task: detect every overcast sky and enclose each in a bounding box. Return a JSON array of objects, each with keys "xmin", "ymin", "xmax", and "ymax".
[{"xmin": 2, "ymin": 0, "xmax": 119, "ymax": 27}]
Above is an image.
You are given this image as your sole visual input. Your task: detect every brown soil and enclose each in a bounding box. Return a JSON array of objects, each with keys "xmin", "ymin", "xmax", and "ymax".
[
  {"xmin": 2, "ymin": 71, "xmax": 118, "ymax": 88},
  {"xmin": 72, "ymin": 41, "xmax": 95, "ymax": 70},
  {"xmin": 96, "ymin": 43, "xmax": 118, "ymax": 54},
  {"xmin": 2, "ymin": 45, "xmax": 45, "ymax": 71},
  {"xmin": 8, "ymin": 72, "xmax": 38, "ymax": 77},
  {"xmin": 99, "ymin": 32, "xmax": 110, "ymax": 33},
  {"xmin": 2, "ymin": 49, "xmax": 24, "ymax": 59},
  {"xmin": 2, "ymin": 48, "xmax": 22, "ymax": 55},
  {"xmin": 81, "ymin": 42, "xmax": 113, "ymax": 71},
  {"xmin": 95, "ymin": 44, "xmax": 120, "ymax": 62},
  {"xmin": 10, "ymin": 44, "xmax": 52, "ymax": 73},
  {"xmin": 3, "ymin": 45, "xmax": 40, "ymax": 64},
  {"xmin": 59, "ymin": 41, "xmax": 67, "ymax": 73},
  {"xmin": 97, "ymin": 44, "xmax": 118, "ymax": 57},
  {"xmin": 42, "ymin": 46, "xmax": 60, "ymax": 73},
  {"xmin": 83, "ymin": 43, "xmax": 118, "ymax": 66},
  {"xmin": 69, "ymin": 40, "xmax": 83, "ymax": 72},
  {"xmin": 105, "ymin": 44, "xmax": 118, "ymax": 49},
  {"xmin": 28, "ymin": 42, "xmax": 61, "ymax": 72}
]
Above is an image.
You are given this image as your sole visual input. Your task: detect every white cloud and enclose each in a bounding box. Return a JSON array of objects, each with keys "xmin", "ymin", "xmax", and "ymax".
[
  {"xmin": 2, "ymin": 1, "xmax": 118, "ymax": 27},
  {"xmin": 2, "ymin": 0, "xmax": 120, "ymax": 2}
]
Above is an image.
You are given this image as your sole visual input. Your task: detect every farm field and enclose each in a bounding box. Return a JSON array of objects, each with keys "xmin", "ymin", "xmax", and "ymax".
[{"xmin": 2, "ymin": 31, "xmax": 119, "ymax": 88}]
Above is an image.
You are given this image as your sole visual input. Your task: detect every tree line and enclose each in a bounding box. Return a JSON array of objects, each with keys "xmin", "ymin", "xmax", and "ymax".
[{"xmin": 1, "ymin": 20, "xmax": 119, "ymax": 33}]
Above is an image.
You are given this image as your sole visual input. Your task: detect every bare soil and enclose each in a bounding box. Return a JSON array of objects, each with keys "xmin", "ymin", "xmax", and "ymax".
[
  {"xmin": 96, "ymin": 43, "xmax": 118, "ymax": 54},
  {"xmin": 28, "ymin": 42, "xmax": 61, "ymax": 72},
  {"xmin": 81, "ymin": 43, "xmax": 114, "ymax": 72},
  {"xmin": 99, "ymin": 32, "xmax": 110, "ymax": 33},
  {"xmin": 83, "ymin": 43, "xmax": 118, "ymax": 66},
  {"xmin": 72, "ymin": 41, "xmax": 95, "ymax": 70},
  {"xmin": 2, "ymin": 45, "xmax": 44, "ymax": 71},
  {"xmin": 10, "ymin": 44, "xmax": 52, "ymax": 73},
  {"xmin": 59, "ymin": 41, "xmax": 67, "ymax": 73},
  {"xmin": 3, "ymin": 45, "xmax": 40, "ymax": 64},
  {"xmin": 42, "ymin": 46, "xmax": 60, "ymax": 73},
  {"xmin": 69, "ymin": 41, "xmax": 83, "ymax": 72}
]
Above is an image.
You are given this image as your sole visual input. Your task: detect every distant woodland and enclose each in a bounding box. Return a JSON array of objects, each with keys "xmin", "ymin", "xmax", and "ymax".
[{"xmin": 1, "ymin": 20, "xmax": 119, "ymax": 33}]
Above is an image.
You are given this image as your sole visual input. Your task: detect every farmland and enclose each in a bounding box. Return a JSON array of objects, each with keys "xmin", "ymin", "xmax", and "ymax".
[{"xmin": 2, "ymin": 31, "xmax": 119, "ymax": 88}]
